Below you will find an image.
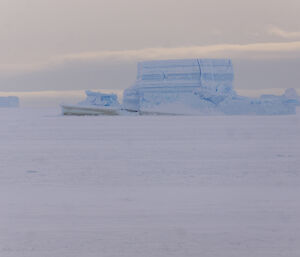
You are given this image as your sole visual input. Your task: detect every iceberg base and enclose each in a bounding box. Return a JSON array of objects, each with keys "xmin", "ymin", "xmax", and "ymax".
[{"xmin": 61, "ymin": 104, "xmax": 121, "ymax": 116}]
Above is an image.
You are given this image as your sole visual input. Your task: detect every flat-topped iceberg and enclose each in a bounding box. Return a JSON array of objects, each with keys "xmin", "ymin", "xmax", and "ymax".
[
  {"xmin": 123, "ymin": 59, "xmax": 299, "ymax": 115},
  {"xmin": 123, "ymin": 59, "xmax": 235, "ymax": 113},
  {"xmin": 0, "ymin": 96, "xmax": 19, "ymax": 108}
]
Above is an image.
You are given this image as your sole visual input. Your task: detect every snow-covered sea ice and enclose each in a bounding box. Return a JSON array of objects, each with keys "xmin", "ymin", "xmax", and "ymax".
[{"xmin": 0, "ymin": 108, "xmax": 300, "ymax": 257}]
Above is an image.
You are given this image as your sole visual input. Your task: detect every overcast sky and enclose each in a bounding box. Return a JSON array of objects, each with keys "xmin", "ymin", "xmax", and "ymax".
[{"xmin": 0, "ymin": 0, "xmax": 300, "ymax": 94}]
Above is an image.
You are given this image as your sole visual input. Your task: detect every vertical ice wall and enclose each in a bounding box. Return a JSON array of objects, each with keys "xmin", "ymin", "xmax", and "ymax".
[
  {"xmin": 195, "ymin": 59, "xmax": 235, "ymax": 105},
  {"xmin": 198, "ymin": 59, "xmax": 233, "ymax": 88},
  {"xmin": 123, "ymin": 59, "xmax": 234, "ymax": 111}
]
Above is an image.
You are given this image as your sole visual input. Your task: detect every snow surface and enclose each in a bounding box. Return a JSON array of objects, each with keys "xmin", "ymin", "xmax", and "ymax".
[
  {"xmin": 0, "ymin": 96, "xmax": 19, "ymax": 108},
  {"xmin": 1, "ymin": 108, "xmax": 300, "ymax": 257}
]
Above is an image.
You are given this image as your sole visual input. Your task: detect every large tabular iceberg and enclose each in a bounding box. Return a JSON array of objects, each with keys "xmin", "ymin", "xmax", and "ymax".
[
  {"xmin": 0, "ymin": 96, "xmax": 19, "ymax": 108},
  {"xmin": 123, "ymin": 59, "xmax": 299, "ymax": 115}
]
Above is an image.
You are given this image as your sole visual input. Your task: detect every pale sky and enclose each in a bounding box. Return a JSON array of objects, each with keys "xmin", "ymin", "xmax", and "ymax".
[{"xmin": 0, "ymin": 0, "xmax": 300, "ymax": 95}]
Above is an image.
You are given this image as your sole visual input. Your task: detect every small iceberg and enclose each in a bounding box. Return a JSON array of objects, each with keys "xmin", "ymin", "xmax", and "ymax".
[
  {"xmin": 61, "ymin": 91, "xmax": 122, "ymax": 116},
  {"xmin": 61, "ymin": 59, "xmax": 299, "ymax": 116},
  {"xmin": 78, "ymin": 90, "xmax": 121, "ymax": 108},
  {"xmin": 0, "ymin": 96, "xmax": 20, "ymax": 108}
]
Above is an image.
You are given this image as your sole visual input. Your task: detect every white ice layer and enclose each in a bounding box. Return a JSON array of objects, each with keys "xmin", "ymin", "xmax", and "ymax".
[
  {"xmin": 123, "ymin": 59, "xmax": 299, "ymax": 115},
  {"xmin": 0, "ymin": 96, "xmax": 19, "ymax": 108}
]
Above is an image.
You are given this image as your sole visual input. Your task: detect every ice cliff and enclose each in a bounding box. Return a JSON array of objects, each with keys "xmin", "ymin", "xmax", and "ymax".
[
  {"xmin": 0, "ymin": 96, "xmax": 19, "ymax": 108},
  {"xmin": 123, "ymin": 59, "xmax": 299, "ymax": 115}
]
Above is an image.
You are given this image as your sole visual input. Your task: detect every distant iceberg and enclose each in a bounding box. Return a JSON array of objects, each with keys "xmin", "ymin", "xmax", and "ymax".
[
  {"xmin": 62, "ymin": 59, "xmax": 299, "ymax": 115},
  {"xmin": 0, "ymin": 96, "xmax": 19, "ymax": 108}
]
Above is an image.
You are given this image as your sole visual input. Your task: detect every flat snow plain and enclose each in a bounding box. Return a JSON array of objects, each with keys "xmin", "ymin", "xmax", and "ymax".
[{"xmin": 0, "ymin": 108, "xmax": 300, "ymax": 257}]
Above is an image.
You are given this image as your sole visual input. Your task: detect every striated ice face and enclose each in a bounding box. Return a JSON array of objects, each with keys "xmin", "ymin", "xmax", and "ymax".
[{"xmin": 136, "ymin": 59, "xmax": 233, "ymax": 90}]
